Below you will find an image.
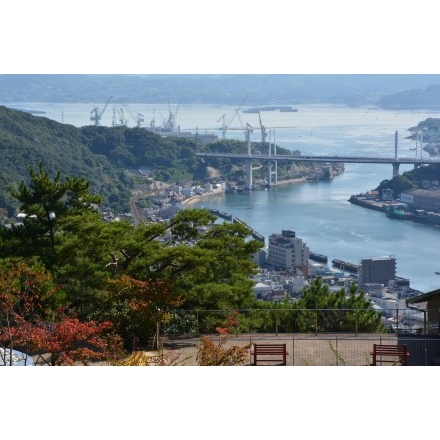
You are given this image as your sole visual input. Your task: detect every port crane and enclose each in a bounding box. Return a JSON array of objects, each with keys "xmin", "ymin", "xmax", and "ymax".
[
  {"xmin": 217, "ymin": 95, "xmax": 248, "ymax": 139},
  {"xmin": 112, "ymin": 106, "xmax": 128, "ymax": 127},
  {"xmin": 215, "ymin": 97, "xmax": 296, "ymax": 142},
  {"xmin": 160, "ymin": 103, "xmax": 180, "ymax": 133},
  {"xmin": 90, "ymin": 95, "xmax": 113, "ymax": 126},
  {"xmin": 149, "ymin": 97, "xmax": 297, "ymax": 144},
  {"xmin": 216, "ymin": 109, "xmax": 296, "ymax": 141},
  {"xmin": 122, "ymin": 104, "xmax": 145, "ymax": 128},
  {"xmin": 258, "ymin": 111, "xmax": 267, "ymax": 142}
]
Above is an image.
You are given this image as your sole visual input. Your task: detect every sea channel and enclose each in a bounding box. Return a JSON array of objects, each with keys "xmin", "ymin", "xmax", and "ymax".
[{"xmin": 5, "ymin": 101, "xmax": 440, "ymax": 292}]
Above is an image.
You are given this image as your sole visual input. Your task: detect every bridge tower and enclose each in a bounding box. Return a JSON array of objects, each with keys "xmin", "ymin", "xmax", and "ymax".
[
  {"xmin": 267, "ymin": 130, "xmax": 278, "ymax": 186},
  {"xmin": 244, "ymin": 124, "xmax": 253, "ymax": 190},
  {"xmin": 392, "ymin": 131, "xmax": 400, "ymax": 177}
]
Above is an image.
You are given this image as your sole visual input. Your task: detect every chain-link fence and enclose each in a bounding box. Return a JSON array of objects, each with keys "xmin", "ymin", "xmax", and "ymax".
[{"xmin": 160, "ymin": 307, "xmax": 438, "ymax": 337}]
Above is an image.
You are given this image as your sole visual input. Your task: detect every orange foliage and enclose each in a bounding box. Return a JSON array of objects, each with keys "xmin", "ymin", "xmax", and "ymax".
[
  {"xmin": 196, "ymin": 335, "xmax": 250, "ymax": 366},
  {"xmin": 215, "ymin": 310, "xmax": 239, "ymax": 335},
  {"xmin": 106, "ymin": 275, "xmax": 183, "ymax": 312}
]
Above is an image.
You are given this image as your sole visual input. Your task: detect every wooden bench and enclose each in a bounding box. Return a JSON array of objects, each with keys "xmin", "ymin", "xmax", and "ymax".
[
  {"xmin": 370, "ymin": 344, "xmax": 409, "ymax": 366},
  {"xmin": 251, "ymin": 343, "xmax": 288, "ymax": 366}
]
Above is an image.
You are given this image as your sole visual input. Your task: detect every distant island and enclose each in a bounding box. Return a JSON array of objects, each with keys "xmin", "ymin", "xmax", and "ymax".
[{"xmin": 2, "ymin": 74, "xmax": 440, "ymax": 108}]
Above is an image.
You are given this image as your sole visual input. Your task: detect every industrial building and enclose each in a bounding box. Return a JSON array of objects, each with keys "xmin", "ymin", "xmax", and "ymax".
[{"xmin": 400, "ymin": 188, "xmax": 440, "ymax": 211}]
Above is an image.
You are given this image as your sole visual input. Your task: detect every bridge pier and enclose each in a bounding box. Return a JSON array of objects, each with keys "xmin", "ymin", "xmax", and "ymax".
[
  {"xmin": 392, "ymin": 131, "xmax": 400, "ymax": 177},
  {"xmin": 245, "ymin": 158, "xmax": 253, "ymax": 190},
  {"xmin": 267, "ymin": 160, "xmax": 278, "ymax": 186}
]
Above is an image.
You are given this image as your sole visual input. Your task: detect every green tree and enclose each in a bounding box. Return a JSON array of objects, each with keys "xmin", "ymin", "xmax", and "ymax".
[
  {"xmin": 173, "ymin": 221, "xmax": 263, "ymax": 309},
  {"xmin": 293, "ymin": 278, "xmax": 385, "ymax": 333},
  {"xmin": 1, "ymin": 162, "xmax": 264, "ymax": 348},
  {"xmin": 2, "ymin": 162, "xmax": 101, "ymax": 268},
  {"xmin": 50, "ymin": 206, "xmax": 262, "ymax": 345},
  {"xmin": 376, "ymin": 173, "xmax": 416, "ymax": 196}
]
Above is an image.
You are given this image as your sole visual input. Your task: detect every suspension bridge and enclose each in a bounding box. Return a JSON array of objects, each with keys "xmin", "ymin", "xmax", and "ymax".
[{"xmin": 196, "ymin": 130, "xmax": 440, "ymax": 189}]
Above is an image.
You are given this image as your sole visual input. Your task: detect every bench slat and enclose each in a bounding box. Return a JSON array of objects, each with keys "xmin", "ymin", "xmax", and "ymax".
[
  {"xmin": 252, "ymin": 343, "xmax": 287, "ymax": 366},
  {"xmin": 371, "ymin": 344, "xmax": 409, "ymax": 366}
]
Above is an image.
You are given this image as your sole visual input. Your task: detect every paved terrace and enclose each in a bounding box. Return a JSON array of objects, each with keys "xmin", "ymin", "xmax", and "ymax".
[{"xmin": 160, "ymin": 333, "xmax": 440, "ymax": 366}]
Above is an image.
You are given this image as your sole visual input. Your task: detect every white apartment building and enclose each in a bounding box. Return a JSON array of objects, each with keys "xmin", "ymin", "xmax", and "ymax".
[{"xmin": 267, "ymin": 230, "xmax": 310, "ymax": 271}]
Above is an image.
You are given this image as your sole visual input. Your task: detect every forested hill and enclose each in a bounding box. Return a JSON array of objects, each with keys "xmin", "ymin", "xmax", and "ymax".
[
  {"xmin": 379, "ymin": 85, "xmax": 440, "ymax": 109},
  {"xmin": 0, "ymin": 106, "xmax": 211, "ymax": 219}
]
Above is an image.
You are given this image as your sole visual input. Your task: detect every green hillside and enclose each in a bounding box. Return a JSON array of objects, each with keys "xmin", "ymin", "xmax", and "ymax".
[
  {"xmin": 0, "ymin": 106, "xmax": 239, "ymax": 220},
  {"xmin": 0, "ymin": 106, "xmax": 212, "ymax": 219},
  {"xmin": 0, "ymin": 106, "xmax": 137, "ymax": 218},
  {"xmin": 0, "ymin": 105, "xmax": 314, "ymax": 221}
]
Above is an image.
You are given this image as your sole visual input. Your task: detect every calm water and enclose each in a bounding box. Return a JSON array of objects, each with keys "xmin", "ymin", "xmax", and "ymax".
[{"xmin": 6, "ymin": 101, "xmax": 440, "ymax": 292}]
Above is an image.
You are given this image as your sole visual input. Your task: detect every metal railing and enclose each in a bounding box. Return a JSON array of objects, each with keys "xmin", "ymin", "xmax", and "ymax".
[
  {"xmin": 161, "ymin": 307, "xmax": 439, "ymax": 337},
  {"xmin": 157, "ymin": 308, "xmax": 440, "ymax": 366}
]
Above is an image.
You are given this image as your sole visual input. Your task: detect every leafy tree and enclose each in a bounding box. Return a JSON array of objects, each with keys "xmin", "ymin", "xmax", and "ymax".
[
  {"xmin": 92, "ymin": 210, "xmax": 262, "ymax": 340},
  {"xmin": 3, "ymin": 162, "xmax": 101, "ymax": 268},
  {"xmin": 28, "ymin": 314, "xmax": 123, "ymax": 366},
  {"xmin": 293, "ymin": 278, "xmax": 385, "ymax": 333},
  {"xmin": 53, "ymin": 211, "xmax": 136, "ymax": 315},
  {"xmin": 25, "ymin": 201, "xmax": 260, "ymax": 345},
  {"xmin": 376, "ymin": 173, "xmax": 416, "ymax": 196},
  {"xmin": 98, "ymin": 275, "xmax": 183, "ymax": 349},
  {"xmin": 0, "ymin": 259, "xmax": 63, "ymax": 341},
  {"xmin": 1, "ymin": 164, "xmax": 263, "ymax": 347},
  {"xmin": 175, "ymin": 220, "xmax": 263, "ymax": 312},
  {"xmin": 0, "ymin": 259, "xmax": 122, "ymax": 365}
]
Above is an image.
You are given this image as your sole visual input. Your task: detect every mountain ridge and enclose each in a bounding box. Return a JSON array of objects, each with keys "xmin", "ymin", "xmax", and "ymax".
[{"xmin": 2, "ymin": 74, "xmax": 440, "ymax": 107}]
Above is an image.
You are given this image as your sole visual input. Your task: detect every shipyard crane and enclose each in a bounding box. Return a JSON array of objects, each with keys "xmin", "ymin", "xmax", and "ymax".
[
  {"xmin": 123, "ymin": 104, "xmax": 145, "ymax": 128},
  {"xmin": 90, "ymin": 95, "xmax": 113, "ymax": 126},
  {"xmin": 112, "ymin": 106, "xmax": 128, "ymax": 127},
  {"xmin": 135, "ymin": 113, "xmax": 145, "ymax": 128},
  {"xmin": 258, "ymin": 111, "xmax": 267, "ymax": 142},
  {"xmin": 150, "ymin": 109, "xmax": 157, "ymax": 131},
  {"xmin": 160, "ymin": 103, "xmax": 180, "ymax": 133},
  {"xmin": 217, "ymin": 95, "xmax": 248, "ymax": 139},
  {"xmin": 217, "ymin": 114, "xmax": 227, "ymax": 139}
]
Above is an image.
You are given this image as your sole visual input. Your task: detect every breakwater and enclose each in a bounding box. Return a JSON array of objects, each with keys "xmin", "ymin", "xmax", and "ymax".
[
  {"xmin": 348, "ymin": 195, "xmax": 386, "ymax": 213},
  {"xmin": 208, "ymin": 209, "xmax": 265, "ymax": 243},
  {"xmin": 331, "ymin": 259, "xmax": 359, "ymax": 273}
]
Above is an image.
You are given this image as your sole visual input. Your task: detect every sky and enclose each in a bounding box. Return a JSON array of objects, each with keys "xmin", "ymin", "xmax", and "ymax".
[{"xmin": 3, "ymin": 1, "xmax": 438, "ymax": 436}]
